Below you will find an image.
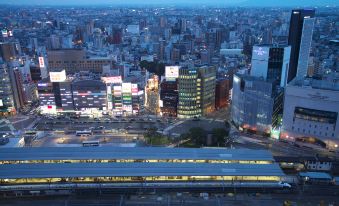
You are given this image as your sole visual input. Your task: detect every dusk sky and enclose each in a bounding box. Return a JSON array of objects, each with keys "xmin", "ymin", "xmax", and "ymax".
[{"xmin": 2, "ymin": 0, "xmax": 338, "ymax": 7}]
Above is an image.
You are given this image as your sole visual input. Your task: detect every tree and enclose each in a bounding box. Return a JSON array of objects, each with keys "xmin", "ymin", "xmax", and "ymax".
[
  {"xmin": 144, "ymin": 128, "xmax": 170, "ymax": 146},
  {"xmin": 212, "ymin": 128, "xmax": 230, "ymax": 147},
  {"xmin": 189, "ymin": 127, "xmax": 207, "ymax": 146}
]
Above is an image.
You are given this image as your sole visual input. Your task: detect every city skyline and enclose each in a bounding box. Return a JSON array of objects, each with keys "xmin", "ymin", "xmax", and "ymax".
[
  {"xmin": 2, "ymin": 0, "xmax": 339, "ymax": 7},
  {"xmin": 0, "ymin": 3, "xmax": 338, "ymax": 205}
]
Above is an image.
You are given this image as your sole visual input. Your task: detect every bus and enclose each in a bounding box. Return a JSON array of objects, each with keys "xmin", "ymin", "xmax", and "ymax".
[
  {"xmin": 76, "ymin": 130, "xmax": 92, "ymax": 136},
  {"xmin": 82, "ymin": 140, "xmax": 100, "ymax": 147}
]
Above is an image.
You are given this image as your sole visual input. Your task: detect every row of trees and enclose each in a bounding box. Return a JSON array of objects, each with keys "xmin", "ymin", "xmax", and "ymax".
[
  {"xmin": 144, "ymin": 128, "xmax": 170, "ymax": 146},
  {"xmin": 180, "ymin": 123, "xmax": 231, "ymax": 147}
]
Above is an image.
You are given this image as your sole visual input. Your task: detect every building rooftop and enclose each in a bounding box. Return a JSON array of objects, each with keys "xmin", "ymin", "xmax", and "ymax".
[
  {"xmin": 299, "ymin": 172, "xmax": 332, "ymax": 180},
  {"xmin": 289, "ymin": 78, "xmax": 339, "ymax": 91},
  {"xmin": 0, "ymin": 147, "xmax": 274, "ymax": 161},
  {"xmin": 0, "ymin": 162, "xmax": 284, "ymax": 179}
]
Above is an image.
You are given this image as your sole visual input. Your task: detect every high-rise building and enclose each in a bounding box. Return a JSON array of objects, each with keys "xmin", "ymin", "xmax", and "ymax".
[
  {"xmin": 178, "ymin": 67, "xmax": 199, "ymax": 118},
  {"xmin": 160, "ymin": 80, "xmax": 178, "ymax": 117},
  {"xmin": 281, "ymin": 78, "xmax": 339, "ymax": 150},
  {"xmin": 231, "ymin": 74, "xmax": 284, "ymax": 136},
  {"xmin": 287, "ymin": 9, "xmax": 315, "ymax": 82},
  {"xmin": 0, "ymin": 63, "xmax": 16, "ymax": 116},
  {"xmin": 177, "ymin": 66, "xmax": 216, "ymax": 118},
  {"xmin": 145, "ymin": 75, "xmax": 159, "ymax": 115},
  {"xmin": 8, "ymin": 67, "xmax": 26, "ymax": 110},
  {"xmin": 251, "ymin": 45, "xmax": 291, "ymax": 87}
]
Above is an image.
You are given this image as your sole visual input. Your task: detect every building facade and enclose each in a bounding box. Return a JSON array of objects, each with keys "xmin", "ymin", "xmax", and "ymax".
[
  {"xmin": 281, "ymin": 78, "xmax": 339, "ymax": 150},
  {"xmin": 231, "ymin": 74, "xmax": 283, "ymax": 135},
  {"xmin": 0, "ymin": 63, "xmax": 16, "ymax": 116},
  {"xmin": 47, "ymin": 49, "xmax": 114, "ymax": 74},
  {"xmin": 251, "ymin": 45, "xmax": 291, "ymax": 87},
  {"xmin": 178, "ymin": 66, "xmax": 216, "ymax": 118},
  {"xmin": 215, "ymin": 78, "xmax": 231, "ymax": 109},
  {"xmin": 160, "ymin": 80, "xmax": 178, "ymax": 117},
  {"xmin": 287, "ymin": 9, "xmax": 315, "ymax": 82},
  {"xmin": 72, "ymin": 80, "xmax": 107, "ymax": 116}
]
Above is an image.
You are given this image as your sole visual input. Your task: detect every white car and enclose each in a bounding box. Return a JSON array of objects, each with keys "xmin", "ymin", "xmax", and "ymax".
[{"xmin": 278, "ymin": 181, "xmax": 291, "ymax": 188}]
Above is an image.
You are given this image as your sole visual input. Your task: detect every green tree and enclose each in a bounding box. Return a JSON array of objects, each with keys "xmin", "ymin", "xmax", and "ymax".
[
  {"xmin": 189, "ymin": 127, "xmax": 207, "ymax": 146},
  {"xmin": 212, "ymin": 128, "xmax": 227, "ymax": 144}
]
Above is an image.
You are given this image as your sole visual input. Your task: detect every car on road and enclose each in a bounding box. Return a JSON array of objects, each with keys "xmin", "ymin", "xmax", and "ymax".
[{"xmin": 278, "ymin": 181, "xmax": 291, "ymax": 189}]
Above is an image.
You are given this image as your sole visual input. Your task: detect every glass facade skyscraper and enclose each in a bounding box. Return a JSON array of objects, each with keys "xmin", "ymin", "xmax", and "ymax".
[{"xmin": 287, "ymin": 9, "xmax": 315, "ymax": 82}]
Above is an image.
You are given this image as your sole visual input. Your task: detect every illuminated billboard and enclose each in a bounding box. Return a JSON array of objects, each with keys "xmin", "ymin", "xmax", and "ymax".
[
  {"xmin": 1, "ymin": 29, "xmax": 8, "ymax": 38},
  {"xmin": 101, "ymin": 76, "xmax": 122, "ymax": 84},
  {"xmin": 0, "ymin": 99, "xmax": 3, "ymax": 107},
  {"xmin": 49, "ymin": 70, "xmax": 66, "ymax": 82},
  {"xmin": 132, "ymin": 84, "xmax": 138, "ymax": 95},
  {"xmin": 38, "ymin": 57, "xmax": 45, "ymax": 68},
  {"xmin": 165, "ymin": 66, "xmax": 179, "ymax": 81},
  {"xmin": 122, "ymin": 83, "xmax": 132, "ymax": 93}
]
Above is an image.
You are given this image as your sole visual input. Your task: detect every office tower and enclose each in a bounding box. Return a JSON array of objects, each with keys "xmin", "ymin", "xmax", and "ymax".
[
  {"xmin": 251, "ymin": 45, "xmax": 291, "ymax": 87},
  {"xmin": 281, "ymin": 78, "xmax": 339, "ymax": 150},
  {"xmin": 231, "ymin": 74, "xmax": 284, "ymax": 135},
  {"xmin": 0, "ymin": 63, "xmax": 16, "ymax": 115},
  {"xmin": 145, "ymin": 75, "xmax": 159, "ymax": 115},
  {"xmin": 198, "ymin": 66, "xmax": 216, "ymax": 115},
  {"xmin": 160, "ymin": 80, "xmax": 178, "ymax": 117},
  {"xmin": 8, "ymin": 67, "xmax": 26, "ymax": 110},
  {"xmin": 178, "ymin": 66, "xmax": 216, "ymax": 118},
  {"xmin": 287, "ymin": 9, "xmax": 315, "ymax": 82},
  {"xmin": 177, "ymin": 67, "xmax": 199, "ymax": 118}
]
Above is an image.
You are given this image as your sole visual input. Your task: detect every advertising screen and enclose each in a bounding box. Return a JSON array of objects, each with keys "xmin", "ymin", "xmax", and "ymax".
[
  {"xmin": 131, "ymin": 84, "xmax": 138, "ymax": 95},
  {"xmin": 101, "ymin": 76, "xmax": 122, "ymax": 84},
  {"xmin": 122, "ymin": 83, "xmax": 132, "ymax": 93},
  {"xmin": 165, "ymin": 66, "xmax": 179, "ymax": 81},
  {"xmin": 1, "ymin": 29, "xmax": 8, "ymax": 38},
  {"xmin": 49, "ymin": 70, "xmax": 66, "ymax": 82},
  {"xmin": 39, "ymin": 57, "xmax": 45, "ymax": 68}
]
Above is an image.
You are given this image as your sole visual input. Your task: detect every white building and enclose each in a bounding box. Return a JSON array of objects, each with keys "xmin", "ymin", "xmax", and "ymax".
[
  {"xmin": 281, "ymin": 78, "xmax": 339, "ymax": 150},
  {"xmin": 251, "ymin": 45, "xmax": 290, "ymax": 88}
]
